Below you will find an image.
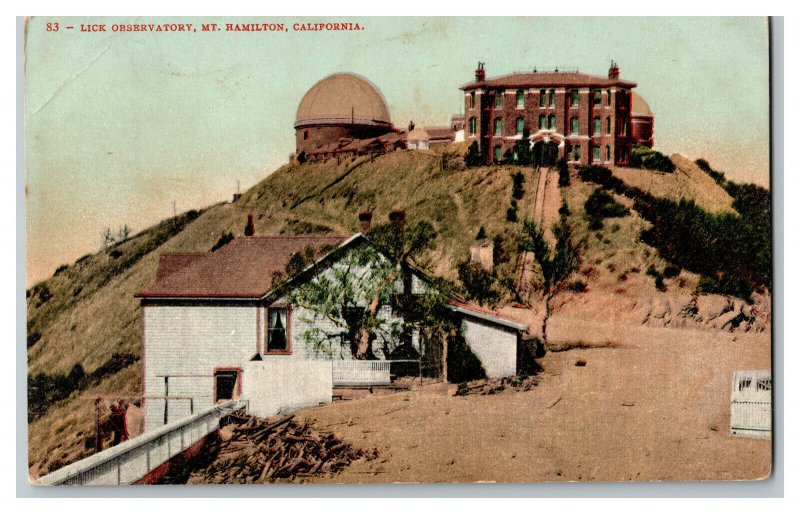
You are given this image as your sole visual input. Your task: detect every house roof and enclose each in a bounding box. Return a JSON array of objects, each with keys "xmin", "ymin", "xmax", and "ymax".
[
  {"xmin": 460, "ymin": 71, "xmax": 636, "ymax": 91},
  {"xmin": 136, "ymin": 234, "xmax": 349, "ymax": 299},
  {"xmin": 137, "ymin": 231, "xmax": 528, "ymax": 332},
  {"xmin": 423, "ymin": 126, "xmax": 454, "ymax": 141}
]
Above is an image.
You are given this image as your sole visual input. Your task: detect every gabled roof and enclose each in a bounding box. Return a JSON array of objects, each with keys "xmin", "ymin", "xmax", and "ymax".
[
  {"xmin": 461, "ymin": 71, "xmax": 636, "ymax": 91},
  {"xmin": 136, "ymin": 234, "xmax": 349, "ymax": 299},
  {"xmin": 136, "ymin": 231, "xmax": 528, "ymax": 332}
]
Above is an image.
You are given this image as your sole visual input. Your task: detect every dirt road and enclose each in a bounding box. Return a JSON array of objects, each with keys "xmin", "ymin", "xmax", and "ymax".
[{"xmin": 294, "ymin": 329, "xmax": 771, "ymax": 483}]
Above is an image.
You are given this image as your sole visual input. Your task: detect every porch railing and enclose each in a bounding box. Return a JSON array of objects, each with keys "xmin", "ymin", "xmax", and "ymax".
[{"xmin": 332, "ymin": 360, "xmax": 391, "ymax": 386}]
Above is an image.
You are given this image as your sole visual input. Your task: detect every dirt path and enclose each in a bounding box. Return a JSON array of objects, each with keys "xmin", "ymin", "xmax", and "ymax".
[{"xmin": 293, "ymin": 328, "xmax": 771, "ymax": 484}]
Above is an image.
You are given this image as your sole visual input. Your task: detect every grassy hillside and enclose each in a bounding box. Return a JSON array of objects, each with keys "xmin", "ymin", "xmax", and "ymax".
[
  {"xmin": 27, "ymin": 146, "xmax": 762, "ymax": 478},
  {"xmin": 26, "ymin": 149, "xmax": 541, "ymax": 477}
]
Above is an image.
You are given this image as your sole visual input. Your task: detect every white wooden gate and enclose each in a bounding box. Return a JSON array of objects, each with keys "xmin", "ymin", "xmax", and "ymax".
[{"xmin": 730, "ymin": 370, "xmax": 771, "ymax": 439}]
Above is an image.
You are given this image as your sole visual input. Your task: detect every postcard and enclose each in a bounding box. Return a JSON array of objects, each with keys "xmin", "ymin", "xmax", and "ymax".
[{"xmin": 24, "ymin": 16, "xmax": 772, "ymax": 485}]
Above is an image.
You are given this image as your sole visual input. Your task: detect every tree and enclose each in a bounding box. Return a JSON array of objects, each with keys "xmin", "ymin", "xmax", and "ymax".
[
  {"xmin": 287, "ymin": 221, "xmax": 455, "ymax": 361},
  {"xmin": 465, "ymin": 142, "xmax": 483, "ymax": 167},
  {"xmin": 519, "ymin": 214, "xmax": 579, "ymax": 343},
  {"xmin": 512, "ymin": 128, "xmax": 533, "ymax": 166}
]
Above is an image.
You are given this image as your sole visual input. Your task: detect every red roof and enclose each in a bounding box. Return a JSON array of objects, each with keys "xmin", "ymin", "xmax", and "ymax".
[
  {"xmin": 137, "ymin": 235, "xmax": 349, "ymax": 299},
  {"xmin": 461, "ymin": 71, "xmax": 636, "ymax": 91}
]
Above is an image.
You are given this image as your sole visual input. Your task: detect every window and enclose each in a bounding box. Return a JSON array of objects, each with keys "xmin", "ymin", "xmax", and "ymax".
[
  {"xmin": 214, "ymin": 369, "xmax": 241, "ymax": 402},
  {"xmin": 570, "ymin": 116, "xmax": 579, "ymax": 134},
  {"xmin": 516, "ymin": 90, "xmax": 525, "ymax": 108},
  {"xmin": 593, "ymin": 90, "xmax": 602, "ymax": 105},
  {"xmin": 516, "ymin": 117, "xmax": 525, "ymax": 135},
  {"xmin": 573, "ymin": 144, "xmax": 582, "ymax": 162},
  {"xmin": 539, "ymin": 89, "xmax": 545, "ymax": 107},
  {"xmin": 548, "ymin": 114, "xmax": 556, "ymax": 130},
  {"xmin": 606, "ymin": 116, "xmax": 612, "ymax": 134},
  {"xmin": 570, "ymin": 89, "xmax": 579, "ymax": 108},
  {"xmin": 621, "ymin": 119, "xmax": 629, "ymax": 136},
  {"xmin": 493, "ymin": 145, "xmax": 503, "ymax": 162},
  {"xmin": 267, "ymin": 306, "xmax": 290, "ymax": 352},
  {"xmin": 593, "ymin": 145, "xmax": 601, "ymax": 162},
  {"xmin": 468, "ymin": 117, "xmax": 477, "ymax": 135},
  {"xmin": 494, "ymin": 117, "xmax": 502, "ymax": 136},
  {"xmin": 470, "ymin": 92, "xmax": 475, "ymax": 109},
  {"xmin": 303, "ymin": 130, "xmax": 309, "ymax": 141},
  {"xmin": 538, "ymin": 114, "xmax": 546, "ymax": 130},
  {"xmin": 548, "ymin": 89, "xmax": 555, "ymax": 107},
  {"xmin": 593, "ymin": 117, "xmax": 601, "ymax": 135},
  {"xmin": 494, "ymin": 92, "xmax": 503, "ymax": 108},
  {"xmin": 607, "ymin": 89, "xmax": 612, "ymax": 106},
  {"xmin": 605, "ymin": 145, "xmax": 611, "ymax": 161}
]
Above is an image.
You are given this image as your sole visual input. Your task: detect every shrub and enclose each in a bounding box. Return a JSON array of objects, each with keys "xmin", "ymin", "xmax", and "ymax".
[
  {"xmin": 457, "ymin": 261, "xmax": 500, "ymax": 308},
  {"xmin": 27, "ymin": 331, "xmax": 41, "ymax": 348},
  {"xmin": 476, "ymin": 226, "xmax": 487, "ymax": 240},
  {"xmin": 211, "ymin": 231, "xmax": 234, "ymax": 252},
  {"xmin": 559, "ymin": 200, "xmax": 571, "ymax": 217},
  {"xmin": 557, "ymin": 157, "xmax": 570, "ymax": 186},
  {"xmin": 506, "ymin": 205, "xmax": 518, "ymax": 222},
  {"xmin": 584, "ymin": 189, "xmax": 630, "ymax": 220},
  {"xmin": 697, "ymin": 274, "xmax": 754, "ymax": 303},
  {"xmin": 695, "ymin": 159, "xmax": 726, "ymax": 184},
  {"xmin": 296, "ymin": 151, "xmax": 307, "ymax": 164},
  {"xmin": 512, "ymin": 171, "xmax": 525, "ymax": 200},
  {"xmin": 465, "ymin": 142, "xmax": 483, "ymax": 167},
  {"xmin": 54, "ymin": 264, "xmax": 69, "ymax": 276},
  {"xmin": 664, "ymin": 265, "xmax": 681, "ymax": 278},
  {"xmin": 630, "ymin": 145, "xmax": 676, "ymax": 172},
  {"xmin": 569, "ymin": 280, "xmax": 587, "ymax": 292}
]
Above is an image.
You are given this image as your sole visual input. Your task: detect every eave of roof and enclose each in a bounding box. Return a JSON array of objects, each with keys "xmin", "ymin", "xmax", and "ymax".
[{"xmin": 460, "ymin": 71, "xmax": 637, "ymax": 91}]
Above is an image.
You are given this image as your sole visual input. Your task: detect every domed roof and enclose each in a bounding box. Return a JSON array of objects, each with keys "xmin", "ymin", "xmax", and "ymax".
[
  {"xmin": 631, "ymin": 91, "xmax": 653, "ymax": 116},
  {"xmin": 295, "ymin": 73, "xmax": 392, "ymax": 127}
]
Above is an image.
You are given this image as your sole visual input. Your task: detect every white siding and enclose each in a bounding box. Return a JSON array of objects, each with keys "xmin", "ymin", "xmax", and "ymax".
[
  {"xmin": 243, "ymin": 359, "xmax": 332, "ymax": 418},
  {"xmin": 461, "ymin": 318, "xmax": 517, "ymax": 378},
  {"xmin": 143, "ymin": 304, "xmax": 258, "ymax": 432}
]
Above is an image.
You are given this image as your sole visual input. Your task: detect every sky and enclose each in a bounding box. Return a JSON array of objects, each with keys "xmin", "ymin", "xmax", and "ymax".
[{"xmin": 24, "ymin": 16, "xmax": 770, "ymax": 286}]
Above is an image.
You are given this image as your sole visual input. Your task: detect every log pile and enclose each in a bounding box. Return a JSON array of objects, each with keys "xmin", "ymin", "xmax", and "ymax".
[
  {"xmin": 186, "ymin": 411, "xmax": 378, "ymax": 484},
  {"xmin": 454, "ymin": 375, "xmax": 539, "ymax": 396}
]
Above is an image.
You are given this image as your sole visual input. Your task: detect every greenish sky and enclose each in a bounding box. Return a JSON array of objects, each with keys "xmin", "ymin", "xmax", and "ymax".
[{"xmin": 24, "ymin": 16, "xmax": 770, "ymax": 285}]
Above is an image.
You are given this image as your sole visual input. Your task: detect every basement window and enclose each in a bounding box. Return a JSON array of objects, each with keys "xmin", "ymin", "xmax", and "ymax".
[
  {"xmin": 267, "ymin": 305, "xmax": 291, "ymax": 353},
  {"xmin": 214, "ymin": 369, "xmax": 240, "ymax": 402}
]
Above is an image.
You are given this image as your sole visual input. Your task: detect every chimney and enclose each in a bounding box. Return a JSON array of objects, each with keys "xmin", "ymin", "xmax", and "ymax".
[
  {"xmin": 358, "ymin": 211, "xmax": 373, "ymax": 233},
  {"xmin": 608, "ymin": 60, "xmax": 620, "ymax": 79},
  {"xmin": 389, "ymin": 210, "xmax": 406, "ymax": 232},
  {"xmin": 475, "ymin": 62, "xmax": 486, "ymax": 82},
  {"xmin": 408, "ymin": 120, "xmax": 415, "ymax": 132},
  {"xmin": 244, "ymin": 214, "xmax": 255, "ymax": 236}
]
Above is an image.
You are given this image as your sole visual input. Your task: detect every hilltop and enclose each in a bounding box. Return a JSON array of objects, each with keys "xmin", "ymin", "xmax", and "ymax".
[{"xmin": 26, "ymin": 146, "xmax": 770, "ymax": 477}]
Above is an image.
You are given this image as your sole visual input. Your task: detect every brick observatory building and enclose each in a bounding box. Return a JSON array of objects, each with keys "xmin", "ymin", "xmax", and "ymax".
[
  {"xmin": 293, "ymin": 73, "xmax": 403, "ymax": 161},
  {"xmin": 460, "ymin": 62, "xmax": 655, "ymax": 166}
]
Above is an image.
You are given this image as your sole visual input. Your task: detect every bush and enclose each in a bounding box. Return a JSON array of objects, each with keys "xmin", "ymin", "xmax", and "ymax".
[
  {"xmin": 54, "ymin": 264, "xmax": 69, "ymax": 276},
  {"xmin": 506, "ymin": 205, "xmax": 518, "ymax": 222},
  {"xmin": 584, "ymin": 189, "xmax": 630, "ymax": 220},
  {"xmin": 695, "ymin": 159, "xmax": 726, "ymax": 184},
  {"xmin": 27, "ymin": 331, "xmax": 41, "ymax": 348},
  {"xmin": 512, "ymin": 171, "xmax": 525, "ymax": 200},
  {"xmin": 457, "ymin": 261, "xmax": 500, "ymax": 308},
  {"xmin": 465, "ymin": 142, "xmax": 483, "ymax": 167},
  {"xmin": 663, "ymin": 265, "xmax": 681, "ymax": 278},
  {"xmin": 569, "ymin": 280, "xmax": 587, "ymax": 292},
  {"xmin": 557, "ymin": 157, "xmax": 570, "ymax": 186},
  {"xmin": 476, "ymin": 226, "xmax": 487, "ymax": 240},
  {"xmin": 697, "ymin": 274, "xmax": 754, "ymax": 303},
  {"xmin": 630, "ymin": 145, "xmax": 676, "ymax": 172},
  {"xmin": 211, "ymin": 231, "xmax": 234, "ymax": 252}
]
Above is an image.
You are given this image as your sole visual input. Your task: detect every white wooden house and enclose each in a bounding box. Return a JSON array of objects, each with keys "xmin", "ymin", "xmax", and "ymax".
[
  {"xmin": 730, "ymin": 370, "xmax": 771, "ymax": 439},
  {"xmin": 136, "ymin": 230, "xmax": 528, "ymax": 431}
]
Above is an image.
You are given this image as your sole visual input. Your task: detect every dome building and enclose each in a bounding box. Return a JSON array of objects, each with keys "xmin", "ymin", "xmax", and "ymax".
[
  {"xmin": 293, "ymin": 73, "xmax": 401, "ymax": 160},
  {"xmin": 630, "ymin": 91, "xmax": 655, "ymax": 148}
]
